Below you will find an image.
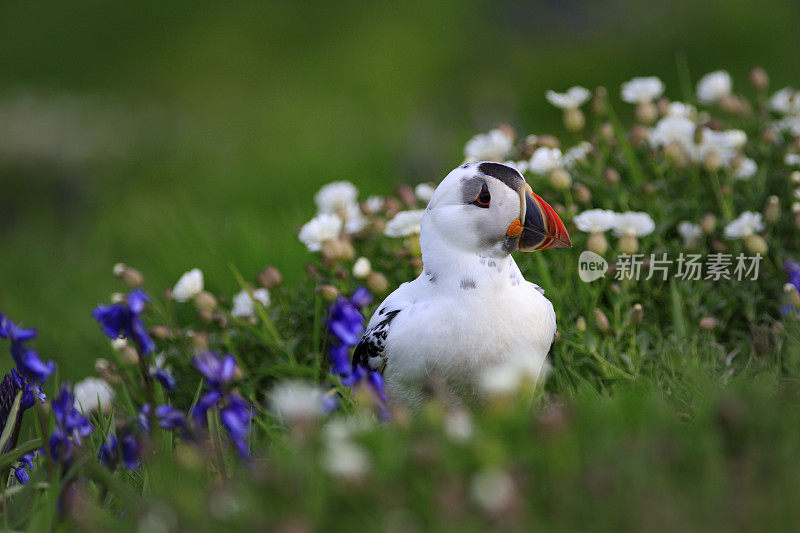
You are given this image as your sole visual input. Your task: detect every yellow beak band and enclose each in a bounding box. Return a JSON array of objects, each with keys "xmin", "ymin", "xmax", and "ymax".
[{"xmin": 506, "ymin": 218, "xmax": 523, "ymax": 237}]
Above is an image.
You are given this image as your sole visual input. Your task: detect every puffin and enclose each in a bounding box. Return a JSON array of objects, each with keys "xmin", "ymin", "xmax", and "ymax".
[{"xmin": 354, "ymin": 162, "xmax": 571, "ymax": 407}]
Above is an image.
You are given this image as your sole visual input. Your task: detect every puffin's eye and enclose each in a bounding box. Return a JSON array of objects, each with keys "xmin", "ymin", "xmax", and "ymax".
[{"xmin": 473, "ymin": 184, "xmax": 491, "ymax": 208}]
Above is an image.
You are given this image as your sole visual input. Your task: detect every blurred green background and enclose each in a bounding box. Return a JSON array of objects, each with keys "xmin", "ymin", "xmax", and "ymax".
[{"xmin": 1, "ymin": 0, "xmax": 799, "ymax": 379}]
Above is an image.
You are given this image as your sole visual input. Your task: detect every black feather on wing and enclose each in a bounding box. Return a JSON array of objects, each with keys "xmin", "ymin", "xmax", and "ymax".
[{"xmin": 353, "ymin": 308, "xmax": 401, "ymax": 374}]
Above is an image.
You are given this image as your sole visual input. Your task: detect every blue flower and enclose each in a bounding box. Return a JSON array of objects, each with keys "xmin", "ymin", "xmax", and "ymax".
[
  {"xmin": 193, "ymin": 351, "xmax": 236, "ymax": 389},
  {"xmin": 785, "ymin": 259, "xmax": 800, "ymax": 290},
  {"xmin": 0, "ymin": 312, "xmax": 55, "ymax": 383},
  {"xmin": 120, "ymin": 433, "xmax": 141, "ymax": 470},
  {"xmin": 327, "ymin": 297, "xmax": 365, "ymax": 346},
  {"xmin": 155, "ymin": 404, "xmax": 185, "ymax": 430},
  {"xmin": 11, "ymin": 451, "xmax": 35, "ymax": 484},
  {"xmin": 98, "ymin": 434, "xmax": 119, "ymax": 468},
  {"xmin": 49, "ymin": 385, "xmax": 93, "ymax": 463},
  {"xmin": 92, "ymin": 289, "xmax": 155, "ymax": 355},
  {"xmin": 153, "ymin": 368, "xmax": 177, "ymax": 391},
  {"xmin": 191, "ymin": 351, "xmax": 252, "ymax": 458}
]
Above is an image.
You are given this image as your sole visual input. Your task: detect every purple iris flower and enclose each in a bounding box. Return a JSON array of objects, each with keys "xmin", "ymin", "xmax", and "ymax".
[
  {"xmin": 11, "ymin": 451, "xmax": 35, "ymax": 484},
  {"xmin": 0, "ymin": 312, "xmax": 55, "ymax": 383},
  {"xmin": 327, "ymin": 297, "xmax": 365, "ymax": 346},
  {"xmin": 153, "ymin": 368, "xmax": 177, "ymax": 391},
  {"xmin": 191, "ymin": 351, "xmax": 252, "ymax": 458},
  {"xmin": 120, "ymin": 433, "xmax": 141, "ymax": 470},
  {"xmin": 92, "ymin": 289, "xmax": 155, "ymax": 355},
  {"xmin": 49, "ymin": 385, "xmax": 93, "ymax": 463},
  {"xmin": 98, "ymin": 434, "xmax": 119, "ymax": 468},
  {"xmin": 155, "ymin": 404, "xmax": 186, "ymax": 430}
]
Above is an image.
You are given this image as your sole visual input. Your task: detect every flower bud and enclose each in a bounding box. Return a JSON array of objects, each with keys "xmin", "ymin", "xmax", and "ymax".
[
  {"xmin": 749, "ymin": 66, "xmax": 769, "ymax": 91},
  {"xmin": 792, "ymin": 171, "xmax": 800, "ymax": 185},
  {"xmin": 197, "ymin": 308, "xmax": 213, "ymax": 323},
  {"xmin": 149, "ymin": 326, "xmax": 173, "ymax": 340},
  {"xmin": 193, "ymin": 290, "xmax": 217, "ymax": 312},
  {"xmin": 352, "ymin": 257, "xmax": 371, "ymax": 279},
  {"xmin": 212, "ymin": 312, "xmax": 229, "ymax": 328},
  {"xmin": 591, "ymin": 86, "xmax": 607, "ymax": 117},
  {"xmin": 610, "ymin": 283, "xmax": 621, "ymax": 295},
  {"xmin": 548, "ymin": 168, "xmax": 572, "ymax": 190},
  {"xmin": 593, "ymin": 309, "xmax": 610, "ymax": 333},
  {"xmin": 318, "ymin": 285, "xmax": 339, "ymax": 302},
  {"xmin": 628, "ymin": 303, "xmax": 644, "ymax": 325},
  {"xmin": 383, "ymin": 197, "xmax": 402, "ymax": 217},
  {"xmin": 113, "ymin": 263, "xmax": 144, "ymax": 288},
  {"xmin": 117, "ymin": 343, "xmax": 140, "ymax": 365},
  {"xmin": 564, "ymin": 107, "xmax": 585, "ymax": 132},
  {"xmin": 572, "ymin": 183, "xmax": 592, "ymax": 205},
  {"xmin": 575, "ymin": 316, "xmax": 587, "ymax": 332},
  {"xmin": 701, "ymin": 213, "xmax": 716, "ymax": 234},
  {"xmin": 257, "ymin": 266, "xmax": 283, "ymax": 289},
  {"xmin": 630, "ymin": 125, "xmax": 648, "ymax": 147},
  {"xmin": 599, "ymin": 122, "xmax": 615, "ymax": 144},
  {"xmin": 187, "ymin": 330, "xmax": 209, "ymax": 350},
  {"xmin": 397, "ymin": 184, "xmax": 417, "ymax": 207},
  {"xmin": 656, "ymin": 97, "xmax": 670, "ymax": 117},
  {"xmin": 603, "ymin": 167, "xmax": 620, "ymax": 185},
  {"xmin": 618, "ymin": 234, "xmax": 639, "ymax": 255},
  {"xmin": 642, "ymin": 182, "xmax": 658, "ymax": 196},
  {"xmin": 366, "ymin": 272, "xmax": 390, "ymax": 294},
  {"xmin": 711, "ymin": 239, "xmax": 727, "ymax": 253},
  {"xmin": 663, "ymin": 142, "xmax": 686, "ymax": 167},
  {"xmin": 586, "ymin": 232, "xmax": 608, "ymax": 256},
  {"xmin": 785, "ymin": 283, "xmax": 800, "ymax": 309},
  {"xmin": 760, "ymin": 127, "xmax": 777, "ymax": 145},
  {"xmin": 95, "ymin": 358, "xmax": 121, "ymax": 385},
  {"xmin": 764, "ymin": 196, "xmax": 781, "ymax": 224},
  {"xmin": 699, "ymin": 316, "xmax": 718, "ymax": 331},
  {"xmin": 744, "ymin": 234, "xmax": 768, "ymax": 255},
  {"xmin": 635, "ymin": 101, "xmax": 658, "ymax": 124},
  {"xmin": 537, "ymin": 134, "xmax": 560, "ymax": 149},
  {"xmin": 703, "ymin": 152, "xmax": 722, "ymax": 173}
]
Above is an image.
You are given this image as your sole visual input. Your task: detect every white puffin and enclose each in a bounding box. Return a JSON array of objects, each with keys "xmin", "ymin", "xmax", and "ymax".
[{"xmin": 354, "ymin": 162, "xmax": 571, "ymax": 407}]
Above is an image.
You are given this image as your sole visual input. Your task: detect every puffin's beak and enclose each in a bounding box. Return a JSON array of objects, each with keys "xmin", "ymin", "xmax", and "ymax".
[{"xmin": 512, "ymin": 184, "xmax": 571, "ymax": 251}]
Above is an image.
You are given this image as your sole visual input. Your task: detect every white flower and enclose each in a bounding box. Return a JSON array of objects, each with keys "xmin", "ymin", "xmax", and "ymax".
[
  {"xmin": 352, "ymin": 257, "xmax": 371, "ymax": 279},
  {"xmin": 313, "ymin": 181, "xmax": 365, "ymax": 234},
  {"xmin": 545, "ymin": 86, "xmax": 591, "ymax": 109},
  {"xmin": 298, "ymin": 213, "xmax": 342, "ymax": 251},
  {"xmin": 621, "ymin": 76, "xmax": 664, "ymax": 103},
  {"xmin": 734, "ymin": 157, "xmax": 757, "ymax": 180},
  {"xmin": 666, "ymin": 101, "xmax": 697, "ymax": 119},
  {"xmin": 480, "ymin": 357, "xmax": 545, "ymax": 397},
  {"xmin": 172, "ymin": 268, "xmax": 204, "ymax": 302},
  {"xmin": 776, "ymin": 115, "xmax": 800, "ymax": 136},
  {"xmin": 649, "ymin": 115, "xmax": 695, "ymax": 154},
  {"xmin": 314, "ymin": 181, "xmax": 358, "ymax": 214},
  {"xmin": 677, "ymin": 221, "xmax": 702, "ymax": 248},
  {"xmin": 573, "ymin": 209, "xmax": 617, "ymax": 233},
  {"xmin": 364, "ymin": 195, "xmax": 384, "ymax": 214},
  {"xmin": 696, "ymin": 70, "xmax": 732, "ymax": 104},
  {"xmin": 724, "ymin": 211, "xmax": 765, "ymax": 239},
  {"xmin": 415, "ymin": 183, "xmax": 436, "ymax": 203},
  {"xmin": 696, "ymin": 128, "xmax": 746, "ymax": 167},
  {"xmin": 73, "ymin": 377, "xmax": 114, "ymax": 414},
  {"xmin": 384, "ymin": 210, "xmax": 425, "ymax": 237},
  {"xmin": 610, "ymin": 212, "xmax": 655, "ymax": 237},
  {"xmin": 444, "ymin": 409, "xmax": 474, "ymax": 443},
  {"xmin": 231, "ymin": 288, "xmax": 270, "ymax": 318},
  {"xmin": 269, "ymin": 381, "xmax": 328, "ymax": 424},
  {"xmin": 503, "ymin": 160, "xmax": 529, "ymax": 174},
  {"xmin": 786, "ymin": 154, "xmax": 800, "ymax": 166},
  {"xmin": 464, "ymin": 128, "xmax": 514, "ymax": 162},
  {"xmin": 563, "ymin": 142, "xmax": 593, "ymax": 169},
  {"xmin": 528, "ymin": 147, "xmax": 563, "ymax": 174},
  {"xmin": 322, "ymin": 441, "xmax": 370, "ymax": 480},
  {"xmin": 769, "ymin": 87, "xmax": 800, "ymax": 115},
  {"xmin": 470, "ymin": 468, "xmax": 516, "ymax": 514}
]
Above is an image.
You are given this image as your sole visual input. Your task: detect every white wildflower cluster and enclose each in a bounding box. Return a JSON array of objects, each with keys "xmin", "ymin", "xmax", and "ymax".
[
  {"xmin": 464, "ymin": 128, "xmax": 514, "ymax": 162},
  {"xmin": 573, "ymin": 209, "xmax": 655, "ymax": 255},
  {"xmin": 231, "ymin": 288, "xmax": 270, "ymax": 319},
  {"xmin": 73, "ymin": 377, "xmax": 114, "ymax": 414},
  {"xmin": 269, "ymin": 380, "xmax": 330, "ymax": 426},
  {"xmin": 320, "ymin": 417, "xmax": 374, "ymax": 481},
  {"xmin": 384, "ymin": 209, "xmax": 425, "ymax": 237},
  {"xmin": 299, "ymin": 181, "xmax": 368, "ymax": 252}
]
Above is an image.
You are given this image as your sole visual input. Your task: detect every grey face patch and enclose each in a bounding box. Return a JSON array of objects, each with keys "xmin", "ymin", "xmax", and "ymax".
[
  {"xmin": 460, "ymin": 177, "xmax": 486, "ymax": 204},
  {"xmin": 460, "ymin": 278, "xmax": 477, "ymax": 290},
  {"xmin": 478, "ymin": 162, "xmax": 524, "ymax": 193}
]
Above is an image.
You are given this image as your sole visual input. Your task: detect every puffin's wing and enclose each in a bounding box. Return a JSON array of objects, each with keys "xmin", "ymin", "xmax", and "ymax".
[{"xmin": 353, "ymin": 282, "xmax": 414, "ymax": 374}]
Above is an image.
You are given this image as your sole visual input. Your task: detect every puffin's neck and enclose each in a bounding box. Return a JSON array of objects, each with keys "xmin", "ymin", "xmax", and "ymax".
[{"xmin": 419, "ymin": 223, "xmax": 522, "ymax": 291}]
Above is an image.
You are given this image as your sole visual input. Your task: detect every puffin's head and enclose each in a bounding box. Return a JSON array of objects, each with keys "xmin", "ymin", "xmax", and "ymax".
[{"xmin": 424, "ymin": 162, "xmax": 571, "ymax": 256}]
